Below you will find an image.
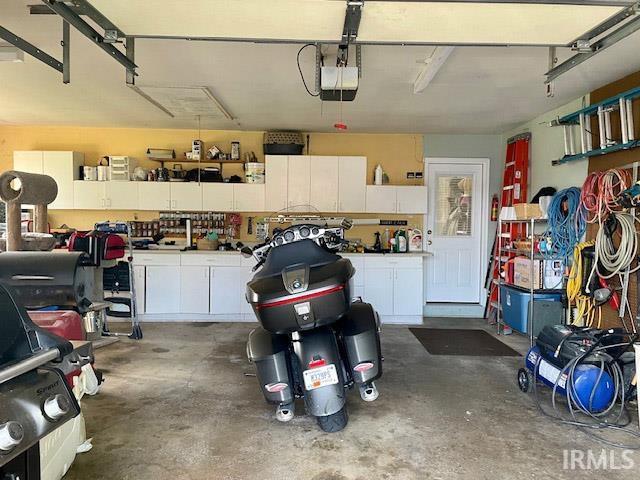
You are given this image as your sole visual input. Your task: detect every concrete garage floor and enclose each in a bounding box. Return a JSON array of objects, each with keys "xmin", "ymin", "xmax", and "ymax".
[{"xmin": 66, "ymin": 319, "xmax": 638, "ymax": 480}]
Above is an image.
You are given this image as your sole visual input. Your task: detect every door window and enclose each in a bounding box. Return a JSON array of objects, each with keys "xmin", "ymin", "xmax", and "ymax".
[{"xmin": 435, "ymin": 175, "xmax": 473, "ymax": 236}]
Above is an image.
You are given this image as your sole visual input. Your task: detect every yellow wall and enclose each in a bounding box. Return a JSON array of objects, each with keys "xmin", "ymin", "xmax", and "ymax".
[{"xmin": 0, "ymin": 125, "xmax": 424, "ymax": 245}]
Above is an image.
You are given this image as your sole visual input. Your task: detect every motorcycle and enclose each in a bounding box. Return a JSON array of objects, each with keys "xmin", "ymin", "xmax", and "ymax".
[{"xmin": 243, "ymin": 223, "xmax": 383, "ymax": 432}]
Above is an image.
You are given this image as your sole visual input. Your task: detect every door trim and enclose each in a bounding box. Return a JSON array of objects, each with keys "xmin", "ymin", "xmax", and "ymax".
[{"xmin": 423, "ymin": 157, "xmax": 490, "ymax": 308}]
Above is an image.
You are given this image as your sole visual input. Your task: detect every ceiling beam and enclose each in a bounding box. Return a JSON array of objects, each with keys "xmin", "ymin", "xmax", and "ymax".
[
  {"xmin": 40, "ymin": 0, "xmax": 137, "ymax": 74},
  {"xmin": 0, "ymin": 24, "xmax": 63, "ymax": 73},
  {"xmin": 29, "ymin": 1, "xmax": 125, "ymax": 38},
  {"xmin": 545, "ymin": 13, "xmax": 640, "ymax": 82},
  {"xmin": 573, "ymin": 2, "xmax": 638, "ymax": 42},
  {"xmin": 341, "ymin": 1, "xmax": 364, "ymax": 47}
]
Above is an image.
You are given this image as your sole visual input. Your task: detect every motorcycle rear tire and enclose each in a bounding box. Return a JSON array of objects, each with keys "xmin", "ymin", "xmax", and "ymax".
[{"xmin": 316, "ymin": 406, "xmax": 348, "ymax": 433}]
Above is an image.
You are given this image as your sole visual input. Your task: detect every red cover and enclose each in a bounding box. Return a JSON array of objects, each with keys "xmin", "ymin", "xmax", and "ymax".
[
  {"xmin": 103, "ymin": 233, "xmax": 126, "ymax": 260},
  {"xmin": 68, "ymin": 231, "xmax": 125, "ymax": 261},
  {"xmin": 28, "ymin": 310, "xmax": 85, "ymax": 341}
]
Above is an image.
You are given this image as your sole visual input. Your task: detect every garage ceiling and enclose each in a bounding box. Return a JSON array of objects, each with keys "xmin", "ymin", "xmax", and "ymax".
[{"xmin": 1, "ymin": 0, "xmax": 640, "ymax": 133}]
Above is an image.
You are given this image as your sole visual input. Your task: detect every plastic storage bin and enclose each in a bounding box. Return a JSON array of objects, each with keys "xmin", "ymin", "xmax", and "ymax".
[{"xmin": 500, "ymin": 285, "xmax": 562, "ymax": 334}]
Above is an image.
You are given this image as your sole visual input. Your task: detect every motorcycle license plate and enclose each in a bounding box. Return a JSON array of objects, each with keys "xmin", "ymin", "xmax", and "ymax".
[{"xmin": 303, "ymin": 364, "xmax": 339, "ymax": 391}]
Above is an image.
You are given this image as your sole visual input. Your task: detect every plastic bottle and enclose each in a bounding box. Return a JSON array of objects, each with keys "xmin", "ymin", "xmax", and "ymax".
[
  {"xmin": 382, "ymin": 228, "xmax": 391, "ymax": 251},
  {"xmin": 374, "ymin": 165, "xmax": 383, "ymax": 186},
  {"xmin": 397, "ymin": 230, "xmax": 407, "ymax": 253}
]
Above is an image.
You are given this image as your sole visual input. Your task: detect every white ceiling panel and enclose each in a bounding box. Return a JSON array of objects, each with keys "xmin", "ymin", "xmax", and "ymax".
[
  {"xmin": 359, "ymin": 2, "xmax": 625, "ymax": 46},
  {"xmin": 88, "ymin": 0, "xmax": 626, "ymax": 46},
  {"xmin": 88, "ymin": 0, "xmax": 345, "ymax": 41}
]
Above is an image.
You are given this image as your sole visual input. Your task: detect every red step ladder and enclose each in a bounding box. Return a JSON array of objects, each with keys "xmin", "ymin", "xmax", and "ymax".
[{"xmin": 484, "ymin": 133, "xmax": 531, "ymax": 323}]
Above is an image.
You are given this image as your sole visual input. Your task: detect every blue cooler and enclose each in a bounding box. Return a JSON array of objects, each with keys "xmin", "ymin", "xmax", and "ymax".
[{"xmin": 500, "ymin": 285, "xmax": 562, "ymax": 334}]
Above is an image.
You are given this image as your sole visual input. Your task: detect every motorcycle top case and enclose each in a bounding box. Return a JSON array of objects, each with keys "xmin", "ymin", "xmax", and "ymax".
[{"xmin": 247, "ymin": 240, "xmax": 355, "ymax": 334}]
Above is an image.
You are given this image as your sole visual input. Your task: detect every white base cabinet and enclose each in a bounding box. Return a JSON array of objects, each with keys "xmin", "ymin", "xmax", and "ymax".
[
  {"xmin": 210, "ymin": 266, "xmax": 246, "ymax": 315},
  {"xmin": 144, "ymin": 266, "xmax": 181, "ymax": 314},
  {"xmin": 134, "ymin": 252, "xmax": 423, "ymax": 324},
  {"xmin": 181, "ymin": 266, "xmax": 210, "ymax": 314}
]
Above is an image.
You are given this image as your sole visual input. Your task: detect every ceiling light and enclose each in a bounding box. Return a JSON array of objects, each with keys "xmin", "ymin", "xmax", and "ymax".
[
  {"xmin": 0, "ymin": 45, "xmax": 24, "ymax": 63},
  {"xmin": 413, "ymin": 46, "xmax": 454, "ymax": 94}
]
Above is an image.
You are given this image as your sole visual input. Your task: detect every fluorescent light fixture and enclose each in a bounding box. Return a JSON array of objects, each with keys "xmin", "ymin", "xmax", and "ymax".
[
  {"xmin": 413, "ymin": 47, "xmax": 455, "ymax": 94},
  {"xmin": 0, "ymin": 45, "xmax": 24, "ymax": 63}
]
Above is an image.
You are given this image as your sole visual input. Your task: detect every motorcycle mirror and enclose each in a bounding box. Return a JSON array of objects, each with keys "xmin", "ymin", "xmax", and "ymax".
[{"xmin": 240, "ymin": 246, "xmax": 253, "ymax": 258}]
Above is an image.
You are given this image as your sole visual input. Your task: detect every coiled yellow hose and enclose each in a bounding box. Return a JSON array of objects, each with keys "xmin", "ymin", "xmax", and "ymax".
[{"xmin": 567, "ymin": 240, "xmax": 600, "ymax": 327}]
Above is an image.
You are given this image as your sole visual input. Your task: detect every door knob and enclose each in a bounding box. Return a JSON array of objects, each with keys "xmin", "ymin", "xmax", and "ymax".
[
  {"xmin": 428, "ymin": 240, "xmax": 433, "ymax": 245},
  {"xmin": 427, "ymin": 230, "xmax": 432, "ymax": 235}
]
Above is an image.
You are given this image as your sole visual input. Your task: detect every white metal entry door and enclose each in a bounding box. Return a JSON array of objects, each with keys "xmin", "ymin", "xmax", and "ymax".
[{"xmin": 425, "ymin": 163, "xmax": 483, "ymax": 303}]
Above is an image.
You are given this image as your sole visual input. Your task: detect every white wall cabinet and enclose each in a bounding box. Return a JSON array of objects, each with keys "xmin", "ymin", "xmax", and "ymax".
[
  {"xmin": 145, "ymin": 265, "xmax": 181, "ymax": 314},
  {"xmin": 287, "ymin": 155, "xmax": 311, "ymax": 211},
  {"xmin": 170, "ymin": 183, "xmax": 202, "ymax": 211},
  {"xmin": 310, "ymin": 156, "xmax": 339, "ymax": 212},
  {"xmin": 13, "ymin": 151, "xmax": 44, "ymax": 173},
  {"xmin": 138, "ymin": 182, "xmax": 171, "ymax": 211},
  {"xmin": 265, "ymin": 155, "xmax": 366, "ymax": 213},
  {"xmin": 17, "ymin": 151, "xmax": 422, "ymax": 216},
  {"xmin": 14, "ymin": 151, "xmax": 83, "ymax": 209},
  {"xmin": 365, "ymin": 186, "xmax": 397, "ymax": 214},
  {"xmin": 180, "ymin": 266, "xmax": 210, "ymax": 314},
  {"xmin": 202, "ymin": 184, "xmax": 234, "ymax": 211},
  {"xmin": 233, "ymin": 184, "xmax": 265, "ymax": 212},
  {"xmin": 265, "ymin": 155, "xmax": 288, "ymax": 212},
  {"xmin": 73, "ymin": 181, "xmax": 103, "ymax": 210},
  {"xmin": 338, "ymin": 156, "xmax": 367, "ymax": 212},
  {"xmin": 366, "ymin": 185, "xmax": 428, "ymax": 214},
  {"xmin": 104, "ymin": 181, "xmax": 139, "ymax": 210},
  {"xmin": 396, "ymin": 186, "xmax": 428, "ymax": 214}
]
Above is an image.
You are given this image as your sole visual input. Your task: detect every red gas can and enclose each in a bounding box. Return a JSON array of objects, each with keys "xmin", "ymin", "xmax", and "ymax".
[{"xmin": 28, "ymin": 310, "xmax": 85, "ymax": 341}]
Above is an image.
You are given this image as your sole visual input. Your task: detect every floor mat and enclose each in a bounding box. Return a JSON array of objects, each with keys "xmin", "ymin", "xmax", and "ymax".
[{"xmin": 409, "ymin": 328, "xmax": 521, "ymax": 356}]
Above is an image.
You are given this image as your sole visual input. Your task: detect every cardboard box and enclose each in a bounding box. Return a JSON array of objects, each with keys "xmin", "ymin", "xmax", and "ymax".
[
  {"xmin": 513, "ymin": 257, "xmax": 563, "ymax": 290},
  {"xmin": 514, "ymin": 203, "xmax": 542, "ymax": 219}
]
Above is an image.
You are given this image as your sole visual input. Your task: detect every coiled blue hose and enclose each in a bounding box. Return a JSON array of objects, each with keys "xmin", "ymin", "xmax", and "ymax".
[{"xmin": 542, "ymin": 187, "xmax": 586, "ymax": 262}]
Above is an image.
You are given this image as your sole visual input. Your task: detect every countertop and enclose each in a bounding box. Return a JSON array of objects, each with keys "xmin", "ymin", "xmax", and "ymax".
[{"xmin": 133, "ymin": 248, "xmax": 432, "ymax": 257}]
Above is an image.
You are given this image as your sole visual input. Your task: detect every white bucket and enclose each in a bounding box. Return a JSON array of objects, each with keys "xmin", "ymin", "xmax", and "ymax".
[{"xmin": 245, "ymin": 162, "xmax": 265, "ymax": 184}]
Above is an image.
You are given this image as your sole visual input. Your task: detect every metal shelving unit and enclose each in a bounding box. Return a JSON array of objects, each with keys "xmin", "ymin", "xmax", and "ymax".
[{"xmin": 496, "ymin": 217, "xmax": 562, "ymax": 346}]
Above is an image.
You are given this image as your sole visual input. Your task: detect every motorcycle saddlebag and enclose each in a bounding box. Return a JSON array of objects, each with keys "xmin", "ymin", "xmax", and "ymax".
[
  {"xmin": 341, "ymin": 302, "xmax": 382, "ymax": 385},
  {"xmin": 247, "ymin": 327, "xmax": 294, "ymax": 405}
]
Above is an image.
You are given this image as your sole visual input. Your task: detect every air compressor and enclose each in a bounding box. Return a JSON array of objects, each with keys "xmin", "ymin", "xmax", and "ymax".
[{"xmin": 517, "ymin": 325, "xmax": 636, "ymax": 414}]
